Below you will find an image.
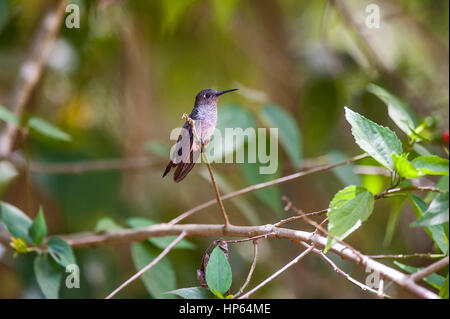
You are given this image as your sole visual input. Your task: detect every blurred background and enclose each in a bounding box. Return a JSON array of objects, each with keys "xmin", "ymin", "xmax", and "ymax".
[{"xmin": 0, "ymin": 0, "xmax": 448, "ymax": 298}]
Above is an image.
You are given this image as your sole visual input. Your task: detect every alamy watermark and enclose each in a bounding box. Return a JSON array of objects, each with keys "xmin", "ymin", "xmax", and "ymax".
[
  {"xmin": 65, "ymin": 4, "xmax": 80, "ymax": 29},
  {"xmin": 169, "ymin": 127, "xmax": 279, "ymax": 174},
  {"xmin": 65, "ymin": 264, "xmax": 80, "ymax": 289},
  {"xmin": 365, "ymin": 4, "xmax": 381, "ymax": 29}
]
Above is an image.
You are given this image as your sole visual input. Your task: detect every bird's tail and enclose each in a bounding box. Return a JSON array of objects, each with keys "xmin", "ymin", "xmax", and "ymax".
[
  {"xmin": 162, "ymin": 161, "xmax": 174, "ymax": 178},
  {"xmin": 162, "ymin": 149, "xmax": 200, "ymax": 182}
]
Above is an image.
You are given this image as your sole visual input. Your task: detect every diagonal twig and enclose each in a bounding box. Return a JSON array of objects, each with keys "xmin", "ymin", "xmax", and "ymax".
[
  {"xmin": 298, "ymin": 240, "xmax": 392, "ymax": 298},
  {"xmin": 409, "ymin": 257, "xmax": 449, "ymax": 283},
  {"xmin": 105, "ymin": 231, "xmax": 186, "ymax": 299},
  {"xmin": 239, "ymin": 245, "xmax": 315, "ymax": 299},
  {"xmin": 0, "ymin": 0, "xmax": 67, "ymax": 155},
  {"xmin": 233, "ymin": 240, "xmax": 259, "ymax": 298},
  {"xmin": 168, "ymin": 153, "xmax": 369, "ymax": 225}
]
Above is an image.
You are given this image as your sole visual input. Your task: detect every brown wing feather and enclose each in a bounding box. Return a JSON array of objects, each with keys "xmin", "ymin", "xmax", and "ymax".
[{"xmin": 163, "ymin": 120, "xmax": 200, "ymax": 182}]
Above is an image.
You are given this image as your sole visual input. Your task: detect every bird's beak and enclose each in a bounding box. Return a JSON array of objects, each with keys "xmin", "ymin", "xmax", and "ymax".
[{"xmin": 216, "ymin": 89, "xmax": 238, "ymax": 96}]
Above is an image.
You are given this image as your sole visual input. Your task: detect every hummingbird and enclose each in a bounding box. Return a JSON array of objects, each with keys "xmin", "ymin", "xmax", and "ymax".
[{"xmin": 163, "ymin": 88, "xmax": 238, "ymax": 182}]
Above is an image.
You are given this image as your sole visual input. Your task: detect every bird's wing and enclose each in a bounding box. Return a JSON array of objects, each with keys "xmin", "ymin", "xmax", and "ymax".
[{"xmin": 163, "ymin": 120, "xmax": 201, "ymax": 182}]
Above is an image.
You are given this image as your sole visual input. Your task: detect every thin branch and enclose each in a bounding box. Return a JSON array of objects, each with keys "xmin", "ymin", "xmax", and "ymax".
[
  {"xmin": 105, "ymin": 231, "xmax": 186, "ymax": 299},
  {"xmin": 28, "ymin": 157, "xmax": 159, "ymax": 174},
  {"xmin": 374, "ymin": 186, "xmax": 444, "ymax": 199},
  {"xmin": 0, "ymin": 0, "xmax": 67, "ymax": 156},
  {"xmin": 43, "ymin": 222, "xmax": 440, "ymax": 299},
  {"xmin": 233, "ymin": 240, "xmax": 259, "ymax": 298},
  {"xmin": 273, "ymin": 209, "xmax": 329, "ymax": 227},
  {"xmin": 298, "ymin": 241, "xmax": 392, "ymax": 298},
  {"xmin": 202, "ymin": 151, "xmax": 230, "ymax": 226},
  {"xmin": 409, "ymin": 257, "xmax": 449, "ymax": 283},
  {"xmin": 378, "ymin": 277, "xmax": 385, "ymax": 299},
  {"xmin": 168, "ymin": 153, "xmax": 369, "ymax": 225},
  {"xmin": 239, "ymin": 245, "xmax": 315, "ymax": 299},
  {"xmin": 369, "ymin": 253, "xmax": 446, "ymax": 260},
  {"xmin": 225, "ymin": 233, "xmax": 277, "ymax": 244},
  {"xmin": 182, "ymin": 113, "xmax": 229, "ymax": 226},
  {"xmin": 282, "ymin": 196, "xmax": 365, "ymax": 262}
]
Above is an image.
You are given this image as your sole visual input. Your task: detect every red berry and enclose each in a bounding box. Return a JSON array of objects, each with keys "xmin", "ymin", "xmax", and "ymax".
[{"xmin": 443, "ymin": 130, "xmax": 449, "ymax": 144}]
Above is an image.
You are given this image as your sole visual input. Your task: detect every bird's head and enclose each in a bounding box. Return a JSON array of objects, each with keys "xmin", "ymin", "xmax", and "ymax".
[{"xmin": 195, "ymin": 89, "xmax": 238, "ymax": 106}]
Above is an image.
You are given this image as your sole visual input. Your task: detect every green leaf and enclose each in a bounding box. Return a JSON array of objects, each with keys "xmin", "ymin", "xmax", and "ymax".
[
  {"xmin": 205, "ymin": 245, "xmax": 232, "ymax": 296},
  {"xmin": 367, "ymin": 84, "xmax": 416, "ymax": 135},
  {"xmin": 47, "ymin": 237, "xmax": 76, "ymax": 267},
  {"xmin": 126, "ymin": 217, "xmax": 195, "ymax": 249},
  {"xmin": 260, "ymin": 104, "xmax": 302, "ymax": 168},
  {"xmin": 394, "ymin": 261, "xmax": 446, "ymax": 290},
  {"xmin": 28, "ymin": 207, "xmax": 47, "ymax": 245},
  {"xmin": 325, "ymin": 186, "xmax": 375, "ymax": 252},
  {"xmin": 412, "ymin": 192, "xmax": 449, "ymax": 227},
  {"xmin": 161, "ymin": 0, "xmax": 196, "ymax": 33},
  {"xmin": 409, "ymin": 194, "xmax": 448, "ymax": 254},
  {"xmin": 166, "ymin": 287, "xmax": 212, "ymax": 299},
  {"xmin": 94, "ymin": 217, "xmax": 122, "ymax": 233},
  {"xmin": 411, "ymin": 156, "xmax": 449, "ymax": 176},
  {"xmin": 383, "ymin": 196, "xmax": 406, "ymax": 246},
  {"xmin": 208, "ymin": 103, "xmax": 255, "ymax": 162},
  {"xmin": 392, "ymin": 153, "xmax": 423, "ymax": 178},
  {"xmin": 345, "ymin": 107, "xmax": 402, "ymax": 171},
  {"xmin": 131, "ymin": 241, "xmax": 176, "ymax": 298},
  {"xmin": 34, "ymin": 254, "xmax": 62, "ymax": 299},
  {"xmin": 0, "ymin": 161, "xmax": 19, "ymax": 194},
  {"xmin": 240, "ymin": 161, "xmax": 282, "ymax": 215},
  {"xmin": 413, "ymin": 143, "xmax": 432, "ymax": 156},
  {"xmin": 27, "ymin": 117, "xmax": 71, "ymax": 142},
  {"xmin": 210, "ymin": 0, "xmax": 241, "ymax": 30},
  {"xmin": 0, "ymin": 201, "xmax": 32, "ymax": 241},
  {"xmin": 144, "ymin": 141, "xmax": 170, "ymax": 158},
  {"xmin": 0, "ymin": 105, "xmax": 20, "ymax": 126},
  {"xmin": 328, "ymin": 150, "xmax": 362, "ymax": 186},
  {"xmin": 440, "ymin": 275, "xmax": 449, "ymax": 299}
]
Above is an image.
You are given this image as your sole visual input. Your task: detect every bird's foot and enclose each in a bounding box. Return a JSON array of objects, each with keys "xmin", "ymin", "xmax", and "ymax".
[{"xmin": 182, "ymin": 113, "xmax": 195, "ymax": 126}]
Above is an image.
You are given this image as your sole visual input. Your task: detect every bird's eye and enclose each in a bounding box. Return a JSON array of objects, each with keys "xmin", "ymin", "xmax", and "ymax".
[{"xmin": 205, "ymin": 93, "xmax": 211, "ymax": 98}]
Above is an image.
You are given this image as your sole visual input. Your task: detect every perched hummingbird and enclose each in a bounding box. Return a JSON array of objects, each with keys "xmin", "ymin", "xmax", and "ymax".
[{"xmin": 163, "ymin": 89, "xmax": 238, "ymax": 182}]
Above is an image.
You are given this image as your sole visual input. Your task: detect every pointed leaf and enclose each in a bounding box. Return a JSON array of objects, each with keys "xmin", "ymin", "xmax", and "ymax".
[
  {"xmin": 27, "ymin": 117, "xmax": 71, "ymax": 142},
  {"xmin": 47, "ymin": 237, "xmax": 76, "ymax": 267},
  {"xmin": 0, "ymin": 201, "xmax": 32, "ymax": 241},
  {"xmin": 394, "ymin": 261, "xmax": 446, "ymax": 290},
  {"xmin": 409, "ymin": 194, "xmax": 448, "ymax": 254},
  {"xmin": 325, "ymin": 186, "xmax": 375, "ymax": 252},
  {"xmin": 411, "ymin": 155, "xmax": 449, "ymax": 176},
  {"xmin": 131, "ymin": 241, "xmax": 176, "ymax": 298},
  {"xmin": 205, "ymin": 245, "xmax": 232, "ymax": 296},
  {"xmin": 412, "ymin": 192, "xmax": 449, "ymax": 227},
  {"xmin": 367, "ymin": 84, "xmax": 416, "ymax": 135},
  {"xmin": 0, "ymin": 105, "xmax": 20, "ymax": 126},
  {"xmin": 34, "ymin": 254, "xmax": 62, "ymax": 299},
  {"xmin": 260, "ymin": 104, "xmax": 302, "ymax": 168},
  {"xmin": 392, "ymin": 153, "xmax": 423, "ymax": 178},
  {"xmin": 440, "ymin": 275, "xmax": 449, "ymax": 299},
  {"xmin": 345, "ymin": 107, "xmax": 402, "ymax": 170},
  {"xmin": 29, "ymin": 208, "xmax": 48, "ymax": 245},
  {"xmin": 165, "ymin": 287, "xmax": 212, "ymax": 299},
  {"xmin": 328, "ymin": 150, "xmax": 362, "ymax": 186},
  {"xmin": 94, "ymin": 217, "xmax": 122, "ymax": 233},
  {"xmin": 240, "ymin": 161, "xmax": 282, "ymax": 215}
]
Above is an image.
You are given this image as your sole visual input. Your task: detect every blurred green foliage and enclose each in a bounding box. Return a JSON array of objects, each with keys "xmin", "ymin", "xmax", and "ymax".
[{"xmin": 0, "ymin": 0, "xmax": 448, "ymax": 299}]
